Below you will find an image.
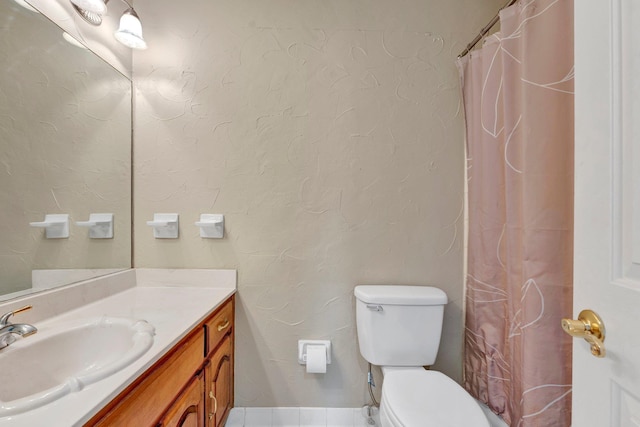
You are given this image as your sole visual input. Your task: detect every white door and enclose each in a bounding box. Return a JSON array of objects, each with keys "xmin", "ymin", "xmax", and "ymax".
[{"xmin": 573, "ymin": 0, "xmax": 640, "ymax": 426}]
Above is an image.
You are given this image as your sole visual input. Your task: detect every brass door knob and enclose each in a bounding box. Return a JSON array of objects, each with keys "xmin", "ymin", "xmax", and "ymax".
[{"xmin": 561, "ymin": 309, "xmax": 606, "ymax": 358}]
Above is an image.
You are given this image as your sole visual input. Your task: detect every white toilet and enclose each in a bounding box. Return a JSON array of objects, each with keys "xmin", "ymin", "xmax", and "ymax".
[{"xmin": 354, "ymin": 285, "xmax": 490, "ymax": 427}]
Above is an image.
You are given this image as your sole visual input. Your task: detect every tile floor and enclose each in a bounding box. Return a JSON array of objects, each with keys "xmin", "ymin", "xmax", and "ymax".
[{"xmin": 224, "ymin": 407, "xmax": 381, "ymax": 427}]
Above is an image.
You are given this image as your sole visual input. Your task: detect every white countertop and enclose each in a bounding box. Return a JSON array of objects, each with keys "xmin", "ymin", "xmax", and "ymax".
[{"xmin": 0, "ymin": 269, "xmax": 236, "ymax": 427}]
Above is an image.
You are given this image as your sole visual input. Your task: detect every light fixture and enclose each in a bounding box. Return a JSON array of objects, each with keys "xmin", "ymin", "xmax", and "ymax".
[
  {"xmin": 69, "ymin": 0, "xmax": 107, "ymax": 25},
  {"xmin": 68, "ymin": 0, "xmax": 147, "ymax": 50},
  {"xmin": 114, "ymin": 8, "xmax": 147, "ymax": 50}
]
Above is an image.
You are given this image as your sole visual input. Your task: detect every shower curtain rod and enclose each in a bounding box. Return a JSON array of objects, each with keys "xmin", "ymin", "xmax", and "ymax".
[{"xmin": 457, "ymin": 0, "xmax": 518, "ymax": 58}]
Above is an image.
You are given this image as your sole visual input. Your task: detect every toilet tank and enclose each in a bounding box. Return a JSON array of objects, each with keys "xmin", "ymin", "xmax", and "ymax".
[{"xmin": 354, "ymin": 285, "xmax": 448, "ymax": 367}]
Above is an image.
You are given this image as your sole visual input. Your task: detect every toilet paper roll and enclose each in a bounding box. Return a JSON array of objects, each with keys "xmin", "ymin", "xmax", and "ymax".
[{"xmin": 306, "ymin": 344, "xmax": 327, "ymax": 374}]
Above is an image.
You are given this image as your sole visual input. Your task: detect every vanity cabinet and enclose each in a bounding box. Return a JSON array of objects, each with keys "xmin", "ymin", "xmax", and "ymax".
[
  {"xmin": 87, "ymin": 295, "xmax": 235, "ymax": 427},
  {"xmin": 158, "ymin": 372, "xmax": 205, "ymax": 427},
  {"xmin": 205, "ymin": 334, "xmax": 233, "ymax": 426}
]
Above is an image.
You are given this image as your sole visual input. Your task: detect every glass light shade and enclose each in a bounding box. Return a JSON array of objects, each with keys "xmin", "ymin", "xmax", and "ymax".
[
  {"xmin": 114, "ymin": 10, "xmax": 147, "ymax": 50},
  {"xmin": 69, "ymin": 0, "xmax": 106, "ymax": 14}
]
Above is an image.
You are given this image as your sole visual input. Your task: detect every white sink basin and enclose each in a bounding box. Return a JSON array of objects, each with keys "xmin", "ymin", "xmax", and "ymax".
[{"xmin": 0, "ymin": 317, "xmax": 155, "ymax": 416}]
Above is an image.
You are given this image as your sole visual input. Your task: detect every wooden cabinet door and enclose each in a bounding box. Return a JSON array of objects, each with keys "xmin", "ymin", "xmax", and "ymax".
[
  {"xmin": 89, "ymin": 329, "xmax": 205, "ymax": 427},
  {"xmin": 158, "ymin": 372, "xmax": 205, "ymax": 427},
  {"xmin": 205, "ymin": 334, "xmax": 233, "ymax": 427}
]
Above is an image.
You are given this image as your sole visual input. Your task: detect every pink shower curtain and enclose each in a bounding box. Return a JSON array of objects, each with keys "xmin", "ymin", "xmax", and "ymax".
[{"xmin": 457, "ymin": 1, "xmax": 574, "ymax": 425}]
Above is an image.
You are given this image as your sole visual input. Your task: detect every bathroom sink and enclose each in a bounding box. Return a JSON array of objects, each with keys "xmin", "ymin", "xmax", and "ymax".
[{"xmin": 0, "ymin": 316, "xmax": 155, "ymax": 417}]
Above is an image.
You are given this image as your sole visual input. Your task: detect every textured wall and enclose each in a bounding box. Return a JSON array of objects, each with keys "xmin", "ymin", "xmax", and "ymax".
[
  {"xmin": 0, "ymin": 2, "xmax": 131, "ymax": 295},
  {"xmin": 133, "ymin": 0, "xmax": 504, "ymax": 407}
]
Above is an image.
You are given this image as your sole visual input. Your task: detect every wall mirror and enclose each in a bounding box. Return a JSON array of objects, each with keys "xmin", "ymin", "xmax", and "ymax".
[{"xmin": 0, "ymin": 0, "xmax": 132, "ymax": 300}]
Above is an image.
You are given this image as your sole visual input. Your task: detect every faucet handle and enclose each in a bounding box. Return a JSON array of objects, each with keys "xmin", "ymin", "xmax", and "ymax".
[{"xmin": 0, "ymin": 305, "xmax": 32, "ymax": 326}]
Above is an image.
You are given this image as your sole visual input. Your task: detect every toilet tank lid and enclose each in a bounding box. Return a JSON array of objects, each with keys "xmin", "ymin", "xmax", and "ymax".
[{"xmin": 354, "ymin": 285, "xmax": 448, "ymax": 305}]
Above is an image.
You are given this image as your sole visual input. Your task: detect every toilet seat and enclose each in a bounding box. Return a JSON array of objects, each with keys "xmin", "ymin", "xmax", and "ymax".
[{"xmin": 380, "ymin": 369, "xmax": 490, "ymax": 427}]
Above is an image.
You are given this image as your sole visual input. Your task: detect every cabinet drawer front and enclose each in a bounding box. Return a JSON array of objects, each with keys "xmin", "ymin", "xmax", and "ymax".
[
  {"xmin": 91, "ymin": 329, "xmax": 204, "ymax": 427},
  {"xmin": 158, "ymin": 371, "xmax": 204, "ymax": 427},
  {"xmin": 205, "ymin": 299, "xmax": 233, "ymax": 356}
]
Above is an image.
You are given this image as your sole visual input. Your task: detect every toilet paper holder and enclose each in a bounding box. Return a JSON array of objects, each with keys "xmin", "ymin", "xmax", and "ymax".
[{"xmin": 298, "ymin": 340, "xmax": 332, "ymax": 365}]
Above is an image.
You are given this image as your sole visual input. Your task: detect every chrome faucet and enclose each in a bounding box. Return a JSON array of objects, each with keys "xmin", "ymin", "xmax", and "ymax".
[{"xmin": 0, "ymin": 305, "xmax": 37, "ymax": 350}]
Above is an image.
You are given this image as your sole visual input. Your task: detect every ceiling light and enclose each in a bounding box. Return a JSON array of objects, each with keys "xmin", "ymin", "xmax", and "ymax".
[{"xmin": 114, "ymin": 8, "xmax": 147, "ymax": 50}]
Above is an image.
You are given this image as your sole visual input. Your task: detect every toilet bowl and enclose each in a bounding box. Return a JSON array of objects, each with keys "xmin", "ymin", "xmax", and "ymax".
[
  {"xmin": 354, "ymin": 285, "xmax": 489, "ymax": 427},
  {"xmin": 379, "ymin": 368, "xmax": 489, "ymax": 427}
]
